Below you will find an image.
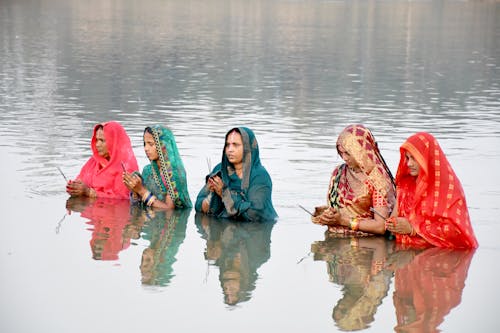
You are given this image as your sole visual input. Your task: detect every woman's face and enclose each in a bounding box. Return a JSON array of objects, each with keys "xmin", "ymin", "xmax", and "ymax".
[
  {"xmin": 225, "ymin": 131, "xmax": 244, "ymax": 165},
  {"xmin": 95, "ymin": 128, "xmax": 110, "ymax": 160},
  {"xmin": 337, "ymin": 144, "xmax": 360, "ymax": 170},
  {"xmin": 405, "ymin": 151, "xmax": 420, "ymax": 177},
  {"xmin": 143, "ymin": 132, "xmax": 159, "ymax": 161}
]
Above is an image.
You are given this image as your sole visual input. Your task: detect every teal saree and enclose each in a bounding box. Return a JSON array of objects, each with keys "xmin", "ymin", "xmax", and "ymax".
[
  {"xmin": 138, "ymin": 125, "xmax": 192, "ymax": 208},
  {"xmin": 195, "ymin": 127, "xmax": 277, "ymax": 222}
]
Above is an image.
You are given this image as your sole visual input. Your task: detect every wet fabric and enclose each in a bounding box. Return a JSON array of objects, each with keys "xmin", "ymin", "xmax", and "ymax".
[
  {"xmin": 76, "ymin": 121, "xmax": 139, "ymax": 199},
  {"xmin": 195, "ymin": 127, "xmax": 277, "ymax": 222},
  {"xmin": 394, "ymin": 132, "xmax": 478, "ymax": 249},
  {"xmin": 140, "ymin": 125, "xmax": 192, "ymax": 208}
]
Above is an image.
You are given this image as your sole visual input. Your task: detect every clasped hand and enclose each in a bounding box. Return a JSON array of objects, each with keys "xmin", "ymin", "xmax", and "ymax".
[
  {"xmin": 66, "ymin": 179, "xmax": 89, "ymax": 197},
  {"xmin": 385, "ymin": 217, "xmax": 413, "ymax": 235},
  {"xmin": 313, "ymin": 207, "xmax": 342, "ymax": 226},
  {"xmin": 123, "ymin": 172, "xmax": 143, "ymax": 193},
  {"xmin": 207, "ymin": 175, "xmax": 224, "ymax": 197}
]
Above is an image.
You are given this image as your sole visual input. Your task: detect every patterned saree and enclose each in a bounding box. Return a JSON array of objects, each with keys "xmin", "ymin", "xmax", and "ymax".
[
  {"xmin": 394, "ymin": 132, "xmax": 478, "ymax": 249},
  {"xmin": 324, "ymin": 124, "xmax": 396, "ymax": 233},
  {"xmin": 140, "ymin": 125, "xmax": 192, "ymax": 208}
]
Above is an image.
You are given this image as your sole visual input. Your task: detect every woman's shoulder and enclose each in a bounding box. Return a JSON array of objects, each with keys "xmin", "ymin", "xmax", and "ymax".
[{"xmin": 331, "ymin": 163, "xmax": 346, "ymax": 176}]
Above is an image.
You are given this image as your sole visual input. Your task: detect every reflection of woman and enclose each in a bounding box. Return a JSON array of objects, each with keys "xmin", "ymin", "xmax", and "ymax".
[
  {"xmin": 386, "ymin": 132, "xmax": 478, "ymax": 249},
  {"xmin": 195, "ymin": 127, "xmax": 278, "ymax": 222},
  {"xmin": 195, "ymin": 213, "xmax": 274, "ymax": 305},
  {"xmin": 139, "ymin": 208, "xmax": 191, "ymax": 286},
  {"xmin": 311, "ymin": 236, "xmax": 394, "ymax": 331},
  {"xmin": 392, "ymin": 248, "xmax": 475, "ymax": 332},
  {"xmin": 66, "ymin": 121, "xmax": 139, "ymax": 199},
  {"xmin": 123, "ymin": 125, "xmax": 192, "ymax": 209},
  {"xmin": 312, "ymin": 124, "xmax": 395, "ymax": 236},
  {"xmin": 66, "ymin": 197, "xmax": 132, "ymax": 260}
]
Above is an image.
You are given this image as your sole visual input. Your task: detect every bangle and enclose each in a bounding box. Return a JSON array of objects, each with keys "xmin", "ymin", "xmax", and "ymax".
[
  {"xmin": 142, "ymin": 191, "xmax": 151, "ymax": 202},
  {"xmin": 349, "ymin": 217, "xmax": 359, "ymax": 231},
  {"xmin": 142, "ymin": 191, "xmax": 155, "ymax": 206},
  {"xmin": 146, "ymin": 195, "xmax": 157, "ymax": 207}
]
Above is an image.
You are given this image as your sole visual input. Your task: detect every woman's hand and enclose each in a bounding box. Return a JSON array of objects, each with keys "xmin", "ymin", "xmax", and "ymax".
[
  {"xmin": 385, "ymin": 217, "xmax": 414, "ymax": 235},
  {"xmin": 66, "ymin": 179, "xmax": 91, "ymax": 197},
  {"xmin": 207, "ymin": 175, "xmax": 224, "ymax": 197},
  {"xmin": 123, "ymin": 172, "xmax": 145, "ymax": 195},
  {"xmin": 317, "ymin": 207, "xmax": 341, "ymax": 226}
]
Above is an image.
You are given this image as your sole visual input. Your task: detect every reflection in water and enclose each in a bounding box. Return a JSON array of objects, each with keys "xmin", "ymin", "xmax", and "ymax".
[
  {"xmin": 391, "ymin": 248, "xmax": 475, "ymax": 333},
  {"xmin": 311, "ymin": 235, "xmax": 394, "ymax": 331},
  {"xmin": 312, "ymin": 234, "xmax": 476, "ymax": 332},
  {"xmin": 195, "ymin": 213, "xmax": 274, "ymax": 305},
  {"xmin": 66, "ymin": 197, "xmax": 132, "ymax": 260},
  {"xmin": 137, "ymin": 208, "xmax": 191, "ymax": 287}
]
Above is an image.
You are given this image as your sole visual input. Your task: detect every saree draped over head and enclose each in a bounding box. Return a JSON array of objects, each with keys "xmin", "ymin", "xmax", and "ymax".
[
  {"xmin": 140, "ymin": 125, "xmax": 192, "ymax": 208},
  {"xmin": 195, "ymin": 127, "xmax": 278, "ymax": 222},
  {"xmin": 394, "ymin": 132, "xmax": 478, "ymax": 249},
  {"xmin": 327, "ymin": 124, "xmax": 396, "ymax": 221},
  {"xmin": 76, "ymin": 121, "xmax": 139, "ymax": 199}
]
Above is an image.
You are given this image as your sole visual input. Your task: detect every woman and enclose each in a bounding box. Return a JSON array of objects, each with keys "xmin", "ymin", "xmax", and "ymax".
[
  {"xmin": 195, "ymin": 127, "xmax": 277, "ymax": 222},
  {"xmin": 66, "ymin": 121, "xmax": 139, "ymax": 199},
  {"xmin": 312, "ymin": 124, "xmax": 395, "ymax": 235},
  {"xmin": 123, "ymin": 125, "xmax": 192, "ymax": 209},
  {"xmin": 385, "ymin": 132, "xmax": 478, "ymax": 249}
]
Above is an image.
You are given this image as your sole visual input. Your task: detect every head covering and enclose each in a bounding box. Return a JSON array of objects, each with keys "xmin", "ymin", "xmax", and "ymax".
[
  {"xmin": 142, "ymin": 125, "xmax": 192, "ymax": 208},
  {"xmin": 217, "ymin": 127, "xmax": 277, "ymax": 221},
  {"xmin": 332, "ymin": 124, "xmax": 395, "ymax": 209},
  {"xmin": 77, "ymin": 121, "xmax": 139, "ymax": 199},
  {"xmin": 220, "ymin": 127, "xmax": 261, "ymax": 193},
  {"xmin": 395, "ymin": 132, "xmax": 478, "ymax": 248}
]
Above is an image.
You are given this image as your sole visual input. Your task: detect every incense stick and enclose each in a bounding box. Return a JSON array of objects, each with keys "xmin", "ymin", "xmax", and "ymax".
[
  {"xmin": 370, "ymin": 207, "xmax": 386, "ymax": 219},
  {"xmin": 56, "ymin": 166, "xmax": 68, "ymax": 182},
  {"xmin": 298, "ymin": 204, "xmax": 314, "ymax": 216}
]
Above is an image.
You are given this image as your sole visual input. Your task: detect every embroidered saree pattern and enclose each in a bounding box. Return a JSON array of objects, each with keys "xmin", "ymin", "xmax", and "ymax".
[
  {"xmin": 394, "ymin": 132, "xmax": 478, "ymax": 249},
  {"xmin": 76, "ymin": 121, "xmax": 139, "ymax": 199},
  {"xmin": 141, "ymin": 125, "xmax": 192, "ymax": 208},
  {"xmin": 327, "ymin": 124, "xmax": 396, "ymax": 221}
]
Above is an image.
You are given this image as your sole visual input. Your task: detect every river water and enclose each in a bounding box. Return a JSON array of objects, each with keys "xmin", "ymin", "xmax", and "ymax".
[{"xmin": 1, "ymin": 0, "xmax": 499, "ymax": 332}]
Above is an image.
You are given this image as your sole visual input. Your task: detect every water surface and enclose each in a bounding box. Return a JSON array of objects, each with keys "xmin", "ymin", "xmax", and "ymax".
[{"xmin": 1, "ymin": 0, "xmax": 499, "ymax": 332}]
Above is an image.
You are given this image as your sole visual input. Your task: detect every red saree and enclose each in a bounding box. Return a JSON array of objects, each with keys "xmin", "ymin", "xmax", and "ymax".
[
  {"xmin": 395, "ymin": 132, "xmax": 478, "ymax": 249},
  {"xmin": 76, "ymin": 121, "xmax": 139, "ymax": 199}
]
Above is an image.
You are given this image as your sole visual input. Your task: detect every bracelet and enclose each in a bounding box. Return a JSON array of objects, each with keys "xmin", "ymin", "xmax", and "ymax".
[{"xmin": 349, "ymin": 217, "xmax": 359, "ymax": 231}]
